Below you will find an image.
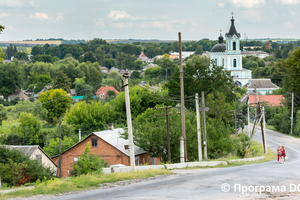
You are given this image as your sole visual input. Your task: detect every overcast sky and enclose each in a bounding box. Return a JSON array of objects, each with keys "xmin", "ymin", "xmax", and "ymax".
[{"xmin": 0, "ymin": 0, "xmax": 299, "ymax": 41}]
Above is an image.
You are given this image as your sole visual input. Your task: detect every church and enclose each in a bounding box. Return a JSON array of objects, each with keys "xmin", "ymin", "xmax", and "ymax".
[{"xmin": 210, "ymin": 16, "xmax": 252, "ymax": 86}]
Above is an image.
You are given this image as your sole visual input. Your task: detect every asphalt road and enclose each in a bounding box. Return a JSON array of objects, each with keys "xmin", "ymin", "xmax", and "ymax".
[{"xmin": 36, "ymin": 126, "xmax": 300, "ymax": 200}]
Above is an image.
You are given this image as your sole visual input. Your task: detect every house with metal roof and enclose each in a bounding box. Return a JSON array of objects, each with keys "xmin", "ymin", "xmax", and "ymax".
[
  {"xmin": 51, "ymin": 125, "xmax": 160, "ymax": 177},
  {"xmin": 243, "ymin": 79, "xmax": 279, "ymax": 95}
]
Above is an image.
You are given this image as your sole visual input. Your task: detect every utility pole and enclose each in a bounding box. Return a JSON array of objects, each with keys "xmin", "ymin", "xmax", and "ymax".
[
  {"xmin": 123, "ymin": 71, "xmax": 135, "ymax": 171},
  {"xmin": 254, "ymin": 84, "xmax": 257, "ymax": 122},
  {"xmin": 195, "ymin": 93, "xmax": 202, "ymax": 161},
  {"xmin": 234, "ymin": 110, "xmax": 237, "ymax": 131},
  {"xmin": 262, "ymin": 106, "xmax": 267, "ymax": 154},
  {"xmin": 201, "ymin": 91, "xmax": 209, "ymax": 161},
  {"xmin": 248, "ymin": 106, "xmax": 250, "ymax": 136},
  {"xmin": 79, "ymin": 128, "xmax": 81, "ymax": 142},
  {"xmin": 291, "ymin": 92, "xmax": 294, "ymax": 135},
  {"xmin": 58, "ymin": 117, "xmax": 62, "ymax": 178},
  {"xmin": 153, "ymin": 106, "xmax": 180, "ymax": 163},
  {"xmin": 178, "ymin": 32, "xmax": 187, "ymax": 162}
]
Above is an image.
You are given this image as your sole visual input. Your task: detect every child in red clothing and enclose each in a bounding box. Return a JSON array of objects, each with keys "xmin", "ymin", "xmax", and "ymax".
[
  {"xmin": 281, "ymin": 146, "xmax": 286, "ymax": 164},
  {"xmin": 277, "ymin": 145, "xmax": 282, "ymax": 163}
]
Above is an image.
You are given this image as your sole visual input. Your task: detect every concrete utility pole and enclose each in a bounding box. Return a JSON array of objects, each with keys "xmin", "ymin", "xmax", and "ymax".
[
  {"xmin": 153, "ymin": 106, "xmax": 180, "ymax": 163},
  {"xmin": 291, "ymin": 92, "xmax": 294, "ymax": 135},
  {"xmin": 201, "ymin": 91, "xmax": 209, "ymax": 161},
  {"xmin": 58, "ymin": 117, "xmax": 62, "ymax": 178},
  {"xmin": 79, "ymin": 128, "xmax": 81, "ymax": 142},
  {"xmin": 178, "ymin": 32, "xmax": 187, "ymax": 162},
  {"xmin": 123, "ymin": 71, "xmax": 135, "ymax": 171},
  {"xmin": 180, "ymin": 136, "xmax": 184, "ymax": 163},
  {"xmin": 248, "ymin": 106, "xmax": 250, "ymax": 136},
  {"xmin": 195, "ymin": 93, "xmax": 202, "ymax": 161},
  {"xmin": 262, "ymin": 106, "xmax": 267, "ymax": 154}
]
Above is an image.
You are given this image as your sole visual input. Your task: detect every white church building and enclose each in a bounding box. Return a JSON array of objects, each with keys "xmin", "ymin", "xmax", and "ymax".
[{"xmin": 210, "ymin": 16, "xmax": 252, "ymax": 86}]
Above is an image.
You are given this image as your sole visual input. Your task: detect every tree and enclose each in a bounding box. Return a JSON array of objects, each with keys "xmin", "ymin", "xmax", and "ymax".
[
  {"xmin": 134, "ymin": 60, "xmax": 144, "ymax": 70},
  {"xmin": 130, "ymin": 70, "xmax": 141, "ymax": 79},
  {"xmin": 165, "ymin": 55, "xmax": 235, "ymax": 103},
  {"xmin": 39, "ymin": 88, "xmax": 72, "ymax": 122},
  {"xmin": 275, "ymin": 47, "xmax": 282, "ymax": 58},
  {"xmin": 70, "ymin": 143, "xmax": 108, "ymax": 176},
  {"xmin": 80, "ymin": 51, "xmax": 97, "ymax": 63},
  {"xmin": 65, "ymin": 101, "xmax": 114, "ymax": 135},
  {"xmin": 6, "ymin": 44, "xmax": 18, "ymax": 60},
  {"xmin": 0, "ymin": 104, "xmax": 7, "ymax": 126},
  {"xmin": 12, "ymin": 112, "xmax": 43, "ymax": 145},
  {"xmin": 116, "ymin": 52, "xmax": 137, "ymax": 69},
  {"xmin": 31, "ymin": 46, "xmax": 45, "ymax": 56},
  {"xmin": 53, "ymin": 71, "xmax": 71, "ymax": 92},
  {"xmin": 44, "ymin": 136, "xmax": 75, "ymax": 157},
  {"xmin": 108, "ymin": 70, "xmax": 122, "ymax": 80},
  {"xmin": 95, "ymin": 46, "xmax": 105, "ymax": 65},
  {"xmin": 0, "ymin": 62, "xmax": 23, "ymax": 98},
  {"xmin": 34, "ymin": 54, "xmax": 52, "ymax": 63},
  {"xmin": 13, "ymin": 51, "xmax": 28, "ymax": 61},
  {"xmin": 194, "ymin": 45, "xmax": 203, "ymax": 55},
  {"xmin": 103, "ymin": 58, "xmax": 116, "ymax": 69},
  {"xmin": 104, "ymin": 90, "xmax": 117, "ymax": 102}
]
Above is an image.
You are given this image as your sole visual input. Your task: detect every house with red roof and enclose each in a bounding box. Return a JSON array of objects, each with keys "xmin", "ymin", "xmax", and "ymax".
[
  {"xmin": 248, "ymin": 95, "xmax": 285, "ymax": 106},
  {"xmin": 95, "ymin": 86, "xmax": 119, "ymax": 99}
]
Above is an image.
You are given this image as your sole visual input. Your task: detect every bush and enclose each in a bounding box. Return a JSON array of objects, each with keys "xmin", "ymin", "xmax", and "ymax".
[
  {"xmin": 233, "ymin": 133, "xmax": 250, "ymax": 158},
  {"xmin": 0, "ymin": 146, "xmax": 55, "ymax": 187},
  {"xmin": 267, "ymin": 119, "xmax": 274, "ymax": 125},
  {"xmin": 273, "ymin": 107, "xmax": 290, "ymax": 134},
  {"xmin": 70, "ymin": 143, "xmax": 108, "ymax": 176}
]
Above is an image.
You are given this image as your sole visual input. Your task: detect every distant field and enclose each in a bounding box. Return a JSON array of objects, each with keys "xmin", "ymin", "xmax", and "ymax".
[{"xmin": 0, "ymin": 40, "xmax": 62, "ymax": 45}]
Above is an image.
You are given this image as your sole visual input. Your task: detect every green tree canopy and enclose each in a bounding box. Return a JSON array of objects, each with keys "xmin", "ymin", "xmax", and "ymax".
[
  {"xmin": 39, "ymin": 88, "xmax": 72, "ymax": 122},
  {"xmin": 53, "ymin": 71, "xmax": 71, "ymax": 92}
]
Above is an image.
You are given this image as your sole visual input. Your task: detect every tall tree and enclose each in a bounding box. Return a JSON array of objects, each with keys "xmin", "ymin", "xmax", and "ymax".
[
  {"xmin": 39, "ymin": 88, "xmax": 72, "ymax": 122},
  {"xmin": 53, "ymin": 71, "xmax": 71, "ymax": 92}
]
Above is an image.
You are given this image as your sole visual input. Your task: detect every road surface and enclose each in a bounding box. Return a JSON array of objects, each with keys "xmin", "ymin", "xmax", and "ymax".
[{"xmin": 24, "ymin": 127, "xmax": 300, "ymax": 200}]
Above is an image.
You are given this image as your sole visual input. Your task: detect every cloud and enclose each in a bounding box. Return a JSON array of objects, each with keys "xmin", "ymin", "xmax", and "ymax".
[
  {"xmin": 243, "ymin": 10, "xmax": 262, "ymax": 21},
  {"xmin": 218, "ymin": 3, "xmax": 225, "ymax": 8},
  {"xmin": 284, "ymin": 21, "xmax": 294, "ymax": 29},
  {"xmin": 0, "ymin": 13, "xmax": 10, "ymax": 18},
  {"xmin": 280, "ymin": 0, "xmax": 300, "ymax": 4},
  {"xmin": 107, "ymin": 10, "xmax": 132, "ymax": 20},
  {"xmin": 230, "ymin": 0, "xmax": 265, "ymax": 9},
  {"xmin": 56, "ymin": 13, "xmax": 64, "ymax": 21},
  {"xmin": 30, "ymin": 12, "xmax": 49, "ymax": 20},
  {"xmin": 291, "ymin": 11, "xmax": 295, "ymax": 15},
  {"xmin": 94, "ymin": 18, "xmax": 105, "ymax": 27},
  {"xmin": 0, "ymin": 0, "xmax": 23, "ymax": 8},
  {"xmin": 113, "ymin": 22, "xmax": 132, "ymax": 29}
]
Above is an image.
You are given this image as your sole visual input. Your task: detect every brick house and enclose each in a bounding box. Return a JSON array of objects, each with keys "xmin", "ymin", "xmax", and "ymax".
[
  {"xmin": 52, "ymin": 125, "xmax": 160, "ymax": 177},
  {"xmin": 95, "ymin": 86, "xmax": 119, "ymax": 99}
]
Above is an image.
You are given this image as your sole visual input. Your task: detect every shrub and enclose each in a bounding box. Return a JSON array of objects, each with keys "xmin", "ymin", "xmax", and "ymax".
[
  {"xmin": 0, "ymin": 146, "xmax": 55, "ymax": 187},
  {"xmin": 267, "ymin": 119, "xmax": 274, "ymax": 125},
  {"xmin": 70, "ymin": 143, "xmax": 108, "ymax": 176}
]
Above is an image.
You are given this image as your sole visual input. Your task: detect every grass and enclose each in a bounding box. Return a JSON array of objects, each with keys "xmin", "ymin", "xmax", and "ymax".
[
  {"xmin": 176, "ymin": 141, "xmax": 277, "ymax": 170},
  {"xmin": 0, "ymin": 169, "xmax": 173, "ymax": 200},
  {"xmin": 265, "ymin": 125, "xmax": 277, "ymax": 132}
]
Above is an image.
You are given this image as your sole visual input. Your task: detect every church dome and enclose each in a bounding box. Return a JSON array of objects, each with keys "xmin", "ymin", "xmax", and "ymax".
[{"xmin": 211, "ymin": 34, "xmax": 226, "ymax": 53}]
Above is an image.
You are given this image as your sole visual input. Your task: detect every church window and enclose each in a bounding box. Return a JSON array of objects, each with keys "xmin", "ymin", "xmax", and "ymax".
[
  {"xmin": 222, "ymin": 58, "xmax": 224, "ymax": 67},
  {"xmin": 233, "ymin": 59, "xmax": 237, "ymax": 67},
  {"xmin": 215, "ymin": 58, "xmax": 217, "ymax": 65},
  {"xmin": 233, "ymin": 42, "xmax": 236, "ymax": 50}
]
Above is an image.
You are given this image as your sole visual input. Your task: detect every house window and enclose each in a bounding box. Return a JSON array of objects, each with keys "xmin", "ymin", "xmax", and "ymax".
[
  {"xmin": 100, "ymin": 94, "xmax": 103, "ymax": 99},
  {"xmin": 233, "ymin": 42, "xmax": 236, "ymax": 50},
  {"xmin": 35, "ymin": 154, "xmax": 42, "ymax": 163},
  {"xmin": 233, "ymin": 59, "xmax": 237, "ymax": 67},
  {"xmin": 135, "ymin": 156, "xmax": 140, "ymax": 166},
  {"xmin": 92, "ymin": 138, "xmax": 98, "ymax": 147}
]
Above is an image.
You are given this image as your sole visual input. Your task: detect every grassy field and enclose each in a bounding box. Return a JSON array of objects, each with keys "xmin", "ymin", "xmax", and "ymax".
[
  {"xmin": 0, "ymin": 169, "xmax": 173, "ymax": 200},
  {"xmin": 0, "ymin": 40, "xmax": 62, "ymax": 45}
]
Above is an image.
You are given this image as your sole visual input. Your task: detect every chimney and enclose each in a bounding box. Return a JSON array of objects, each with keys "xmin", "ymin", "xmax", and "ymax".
[{"xmin": 108, "ymin": 123, "xmax": 114, "ymax": 131}]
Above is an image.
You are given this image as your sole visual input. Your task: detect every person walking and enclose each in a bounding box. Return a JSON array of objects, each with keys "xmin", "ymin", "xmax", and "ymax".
[
  {"xmin": 277, "ymin": 145, "xmax": 282, "ymax": 163},
  {"xmin": 281, "ymin": 146, "xmax": 286, "ymax": 164}
]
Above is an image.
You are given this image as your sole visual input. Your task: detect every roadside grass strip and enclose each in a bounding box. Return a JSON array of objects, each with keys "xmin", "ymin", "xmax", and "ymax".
[{"xmin": 0, "ymin": 169, "xmax": 173, "ymax": 200}]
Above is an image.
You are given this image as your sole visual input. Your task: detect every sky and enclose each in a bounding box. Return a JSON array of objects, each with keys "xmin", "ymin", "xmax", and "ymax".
[{"xmin": 0, "ymin": 0, "xmax": 299, "ymax": 41}]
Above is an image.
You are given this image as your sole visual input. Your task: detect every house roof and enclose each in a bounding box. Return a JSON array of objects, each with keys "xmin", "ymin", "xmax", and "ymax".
[
  {"xmin": 2, "ymin": 145, "xmax": 57, "ymax": 167},
  {"xmin": 248, "ymin": 95, "xmax": 285, "ymax": 106},
  {"xmin": 95, "ymin": 86, "xmax": 119, "ymax": 95},
  {"xmin": 8, "ymin": 89, "xmax": 28, "ymax": 99},
  {"xmin": 244, "ymin": 79, "xmax": 279, "ymax": 89},
  {"xmin": 52, "ymin": 128, "xmax": 147, "ymax": 158},
  {"xmin": 240, "ymin": 91, "xmax": 263, "ymax": 103},
  {"xmin": 94, "ymin": 128, "xmax": 147, "ymax": 156}
]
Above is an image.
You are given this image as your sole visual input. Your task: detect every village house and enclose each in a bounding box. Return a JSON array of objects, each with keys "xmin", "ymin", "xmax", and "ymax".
[
  {"xmin": 243, "ymin": 79, "xmax": 279, "ymax": 95},
  {"xmin": 51, "ymin": 125, "xmax": 160, "ymax": 177},
  {"xmin": 248, "ymin": 95, "xmax": 285, "ymax": 107},
  {"xmin": 95, "ymin": 86, "xmax": 119, "ymax": 99},
  {"xmin": 7, "ymin": 89, "xmax": 29, "ymax": 101},
  {"xmin": 3, "ymin": 145, "xmax": 57, "ymax": 171}
]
